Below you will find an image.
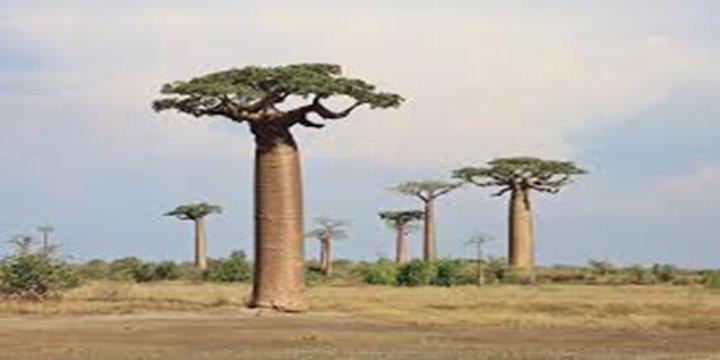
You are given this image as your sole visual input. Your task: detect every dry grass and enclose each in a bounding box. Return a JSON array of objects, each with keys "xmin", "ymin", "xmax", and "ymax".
[{"xmin": 1, "ymin": 282, "xmax": 719, "ymax": 330}]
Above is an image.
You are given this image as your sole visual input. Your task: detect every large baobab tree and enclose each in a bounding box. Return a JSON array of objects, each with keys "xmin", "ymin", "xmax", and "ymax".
[
  {"xmin": 454, "ymin": 157, "xmax": 586, "ymax": 270},
  {"xmin": 392, "ymin": 181, "xmax": 461, "ymax": 261},
  {"xmin": 164, "ymin": 202, "xmax": 222, "ymax": 271},
  {"xmin": 153, "ymin": 64, "xmax": 402, "ymax": 311},
  {"xmin": 305, "ymin": 217, "xmax": 350, "ymax": 276},
  {"xmin": 378, "ymin": 210, "xmax": 424, "ymax": 263}
]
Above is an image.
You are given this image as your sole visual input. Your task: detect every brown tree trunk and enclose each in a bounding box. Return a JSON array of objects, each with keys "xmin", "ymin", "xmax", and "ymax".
[
  {"xmin": 318, "ymin": 239, "xmax": 326, "ymax": 271},
  {"xmin": 324, "ymin": 238, "xmax": 333, "ymax": 276},
  {"xmin": 250, "ymin": 126, "xmax": 306, "ymax": 312},
  {"xmin": 194, "ymin": 218, "xmax": 207, "ymax": 271},
  {"xmin": 508, "ymin": 188, "xmax": 534, "ymax": 270},
  {"xmin": 423, "ymin": 199, "xmax": 436, "ymax": 262},
  {"xmin": 396, "ymin": 223, "xmax": 409, "ymax": 263}
]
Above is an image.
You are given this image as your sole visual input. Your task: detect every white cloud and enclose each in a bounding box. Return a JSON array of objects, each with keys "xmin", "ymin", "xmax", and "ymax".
[{"xmin": 1, "ymin": 1, "xmax": 718, "ymax": 164}]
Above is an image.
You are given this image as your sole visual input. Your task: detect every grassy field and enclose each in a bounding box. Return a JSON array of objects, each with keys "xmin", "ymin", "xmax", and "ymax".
[
  {"xmin": 1, "ymin": 282, "xmax": 720, "ymax": 359},
  {"xmin": 2, "ymin": 281, "xmax": 719, "ymax": 331}
]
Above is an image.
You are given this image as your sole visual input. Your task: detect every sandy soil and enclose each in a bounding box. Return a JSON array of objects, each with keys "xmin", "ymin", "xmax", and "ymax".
[{"xmin": 0, "ymin": 310, "xmax": 719, "ymax": 359}]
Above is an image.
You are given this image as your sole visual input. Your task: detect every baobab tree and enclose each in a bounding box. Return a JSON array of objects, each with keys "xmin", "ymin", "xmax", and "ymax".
[
  {"xmin": 454, "ymin": 157, "xmax": 586, "ymax": 270},
  {"xmin": 464, "ymin": 233, "xmax": 494, "ymax": 286},
  {"xmin": 392, "ymin": 181, "xmax": 461, "ymax": 261},
  {"xmin": 305, "ymin": 217, "xmax": 350, "ymax": 276},
  {"xmin": 37, "ymin": 224, "xmax": 55, "ymax": 252},
  {"xmin": 164, "ymin": 202, "xmax": 222, "ymax": 271},
  {"xmin": 153, "ymin": 64, "xmax": 402, "ymax": 311},
  {"xmin": 378, "ymin": 210, "xmax": 424, "ymax": 263}
]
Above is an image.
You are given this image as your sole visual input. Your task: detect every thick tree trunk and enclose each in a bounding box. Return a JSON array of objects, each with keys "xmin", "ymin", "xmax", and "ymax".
[
  {"xmin": 250, "ymin": 127, "xmax": 306, "ymax": 312},
  {"xmin": 318, "ymin": 240, "xmax": 326, "ymax": 271},
  {"xmin": 324, "ymin": 238, "xmax": 333, "ymax": 276},
  {"xmin": 508, "ymin": 189, "xmax": 534, "ymax": 270},
  {"xmin": 194, "ymin": 218, "xmax": 207, "ymax": 271},
  {"xmin": 396, "ymin": 223, "xmax": 409, "ymax": 263},
  {"xmin": 423, "ymin": 199, "xmax": 436, "ymax": 262}
]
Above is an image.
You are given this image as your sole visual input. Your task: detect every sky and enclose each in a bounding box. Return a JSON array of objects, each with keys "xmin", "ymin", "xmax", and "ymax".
[{"xmin": 0, "ymin": 0, "xmax": 719, "ymax": 267}]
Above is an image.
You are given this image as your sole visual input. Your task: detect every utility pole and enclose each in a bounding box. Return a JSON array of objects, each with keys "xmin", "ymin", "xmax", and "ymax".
[
  {"xmin": 37, "ymin": 225, "xmax": 55, "ymax": 252},
  {"xmin": 465, "ymin": 234, "xmax": 494, "ymax": 286}
]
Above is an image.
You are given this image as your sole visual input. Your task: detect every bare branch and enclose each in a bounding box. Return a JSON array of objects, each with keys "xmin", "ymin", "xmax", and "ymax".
[
  {"xmin": 492, "ymin": 187, "xmax": 512, "ymax": 197},
  {"xmin": 310, "ymin": 96, "xmax": 364, "ymax": 119}
]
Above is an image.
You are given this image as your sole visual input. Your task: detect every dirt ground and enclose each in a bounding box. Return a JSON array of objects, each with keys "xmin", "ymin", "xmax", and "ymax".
[{"xmin": 1, "ymin": 310, "xmax": 719, "ymax": 360}]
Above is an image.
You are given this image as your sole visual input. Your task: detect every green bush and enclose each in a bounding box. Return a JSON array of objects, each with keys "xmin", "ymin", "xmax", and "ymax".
[
  {"xmin": 359, "ymin": 258, "xmax": 398, "ymax": 285},
  {"xmin": 397, "ymin": 259, "xmax": 437, "ymax": 286},
  {"xmin": 433, "ymin": 259, "xmax": 472, "ymax": 286},
  {"xmin": 108, "ymin": 257, "xmax": 143, "ymax": 281},
  {"xmin": 650, "ymin": 263, "xmax": 677, "ymax": 283},
  {"xmin": 0, "ymin": 251, "xmax": 81, "ymax": 300},
  {"xmin": 204, "ymin": 251, "xmax": 252, "ymax": 283},
  {"xmin": 703, "ymin": 271, "xmax": 720, "ymax": 287},
  {"xmin": 78, "ymin": 259, "xmax": 110, "ymax": 280}
]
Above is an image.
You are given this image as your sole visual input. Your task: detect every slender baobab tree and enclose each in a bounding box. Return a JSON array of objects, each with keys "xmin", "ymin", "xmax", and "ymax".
[
  {"xmin": 378, "ymin": 210, "xmax": 424, "ymax": 263},
  {"xmin": 37, "ymin": 224, "xmax": 55, "ymax": 252},
  {"xmin": 164, "ymin": 202, "xmax": 222, "ymax": 271},
  {"xmin": 465, "ymin": 233, "xmax": 494, "ymax": 286},
  {"xmin": 392, "ymin": 181, "xmax": 461, "ymax": 261},
  {"xmin": 9, "ymin": 235, "xmax": 34, "ymax": 254},
  {"xmin": 153, "ymin": 64, "xmax": 402, "ymax": 311},
  {"xmin": 305, "ymin": 217, "xmax": 350, "ymax": 276},
  {"xmin": 454, "ymin": 157, "xmax": 586, "ymax": 270}
]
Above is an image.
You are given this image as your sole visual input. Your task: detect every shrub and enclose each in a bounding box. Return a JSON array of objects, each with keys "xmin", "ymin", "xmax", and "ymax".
[
  {"xmin": 588, "ymin": 258, "xmax": 614, "ymax": 277},
  {"xmin": 397, "ymin": 259, "xmax": 437, "ymax": 286},
  {"xmin": 108, "ymin": 257, "xmax": 143, "ymax": 281},
  {"xmin": 204, "ymin": 251, "xmax": 252, "ymax": 283},
  {"xmin": 154, "ymin": 261, "xmax": 180, "ymax": 281},
  {"xmin": 359, "ymin": 258, "xmax": 398, "ymax": 285},
  {"xmin": 0, "ymin": 250, "xmax": 81, "ymax": 300},
  {"xmin": 78, "ymin": 259, "xmax": 110, "ymax": 280},
  {"xmin": 704, "ymin": 271, "xmax": 720, "ymax": 287},
  {"xmin": 650, "ymin": 263, "xmax": 677, "ymax": 283},
  {"xmin": 433, "ymin": 259, "xmax": 472, "ymax": 286}
]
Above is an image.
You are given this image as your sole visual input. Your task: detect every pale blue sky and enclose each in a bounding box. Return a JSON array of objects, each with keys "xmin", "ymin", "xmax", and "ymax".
[{"xmin": 0, "ymin": 1, "xmax": 718, "ymax": 267}]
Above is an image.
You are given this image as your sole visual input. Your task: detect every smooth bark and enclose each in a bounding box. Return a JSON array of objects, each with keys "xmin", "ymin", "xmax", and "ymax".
[
  {"xmin": 251, "ymin": 128, "xmax": 306, "ymax": 312},
  {"xmin": 395, "ymin": 223, "xmax": 409, "ymax": 264},
  {"xmin": 508, "ymin": 189, "xmax": 533, "ymax": 269},
  {"xmin": 324, "ymin": 237, "xmax": 333, "ymax": 276},
  {"xmin": 423, "ymin": 200, "xmax": 436, "ymax": 262},
  {"xmin": 194, "ymin": 218, "xmax": 208, "ymax": 270}
]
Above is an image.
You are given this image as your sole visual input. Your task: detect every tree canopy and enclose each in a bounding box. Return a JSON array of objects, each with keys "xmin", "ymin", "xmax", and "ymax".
[
  {"xmin": 391, "ymin": 180, "xmax": 462, "ymax": 202},
  {"xmin": 378, "ymin": 210, "xmax": 425, "ymax": 225},
  {"xmin": 453, "ymin": 157, "xmax": 587, "ymax": 196},
  {"xmin": 152, "ymin": 63, "xmax": 403, "ymax": 129},
  {"xmin": 305, "ymin": 217, "xmax": 350, "ymax": 241},
  {"xmin": 164, "ymin": 203, "xmax": 223, "ymax": 221}
]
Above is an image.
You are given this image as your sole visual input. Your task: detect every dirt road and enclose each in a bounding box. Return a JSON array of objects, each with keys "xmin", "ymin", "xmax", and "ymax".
[{"xmin": 0, "ymin": 310, "xmax": 718, "ymax": 359}]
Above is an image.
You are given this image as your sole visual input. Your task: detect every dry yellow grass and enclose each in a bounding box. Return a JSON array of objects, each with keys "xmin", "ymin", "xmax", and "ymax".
[{"xmin": 1, "ymin": 282, "xmax": 719, "ymax": 330}]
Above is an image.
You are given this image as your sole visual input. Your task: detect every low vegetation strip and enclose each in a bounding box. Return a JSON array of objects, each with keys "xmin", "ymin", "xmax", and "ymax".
[{"xmin": 1, "ymin": 282, "xmax": 718, "ymax": 331}]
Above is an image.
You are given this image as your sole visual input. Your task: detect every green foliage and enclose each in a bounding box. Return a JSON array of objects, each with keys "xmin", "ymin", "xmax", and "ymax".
[
  {"xmin": 391, "ymin": 180, "xmax": 462, "ymax": 200},
  {"xmin": 588, "ymin": 258, "xmax": 614, "ymax": 277},
  {"xmin": 108, "ymin": 257, "xmax": 143, "ymax": 281},
  {"xmin": 704, "ymin": 271, "xmax": 720, "ymax": 287},
  {"xmin": 0, "ymin": 250, "xmax": 81, "ymax": 300},
  {"xmin": 79, "ymin": 259, "xmax": 111, "ymax": 280},
  {"xmin": 164, "ymin": 202, "xmax": 222, "ymax": 221},
  {"xmin": 454, "ymin": 157, "xmax": 587, "ymax": 195},
  {"xmin": 305, "ymin": 266, "xmax": 325, "ymax": 286},
  {"xmin": 650, "ymin": 263, "xmax": 678, "ymax": 283},
  {"xmin": 203, "ymin": 251, "xmax": 252, "ymax": 283},
  {"xmin": 433, "ymin": 259, "xmax": 473, "ymax": 286},
  {"xmin": 378, "ymin": 210, "xmax": 424, "ymax": 225},
  {"xmin": 130, "ymin": 261, "xmax": 181, "ymax": 283},
  {"xmin": 397, "ymin": 260, "xmax": 438, "ymax": 286},
  {"xmin": 359, "ymin": 259, "xmax": 399, "ymax": 285}
]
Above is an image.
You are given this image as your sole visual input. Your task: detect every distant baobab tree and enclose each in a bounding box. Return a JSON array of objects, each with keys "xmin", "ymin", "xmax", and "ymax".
[
  {"xmin": 305, "ymin": 217, "xmax": 350, "ymax": 276},
  {"xmin": 164, "ymin": 202, "xmax": 222, "ymax": 271},
  {"xmin": 379, "ymin": 210, "xmax": 424, "ymax": 263},
  {"xmin": 454, "ymin": 157, "xmax": 586, "ymax": 270},
  {"xmin": 153, "ymin": 63, "xmax": 402, "ymax": 311},
  {"xmin": 37, "ymin": 224, "xmax": 55, "ymax": 252},
  {"xmin": 392, "ymin": 181, "xmax": 461, "ymax": 261},
  {"xmin": 465, "ymin": 233, "xmax": 494, "ymax": 286},
  {"xmin": 9, "ymin": 235, "xmax": 34, "ymax": 254}
]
